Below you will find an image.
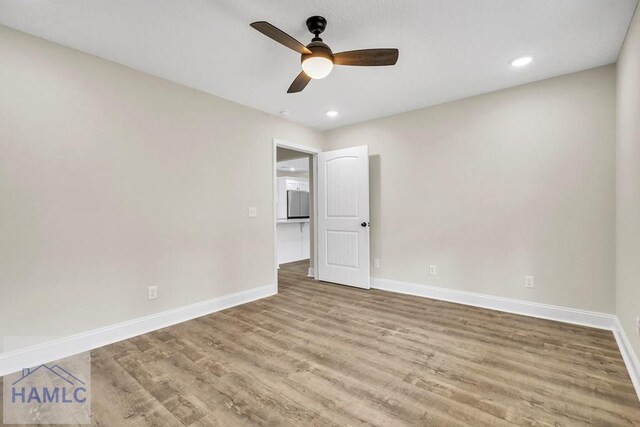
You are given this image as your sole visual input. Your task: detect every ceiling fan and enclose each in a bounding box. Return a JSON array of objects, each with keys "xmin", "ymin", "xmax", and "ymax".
[{"xmin": 250, "ymin": 16, "xmax": 399, "ymax": 93}]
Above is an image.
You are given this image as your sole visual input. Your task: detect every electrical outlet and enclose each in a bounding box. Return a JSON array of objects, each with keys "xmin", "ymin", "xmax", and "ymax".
[
  {"xmin": 429, "ymin": 265, "xmax": 437, "ymax": 276},
  {"xmin": 148, "ymin": 285, "xmax": 158, "ymax": 300},
  {"xmin": 524, "ymin": 276, "xmax": 534, "ymax": 288},
  {"xmin": 248, "ymin": 207, "xmax": 257, "ymax": 218},
  {"xmin": 373, "ymin": 258, "xmax": 380, "ymax": 268}
]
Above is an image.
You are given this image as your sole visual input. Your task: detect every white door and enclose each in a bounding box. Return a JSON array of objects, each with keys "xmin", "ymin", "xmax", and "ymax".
[{"xmin": 317, "ymin": 145, "xmax": 370, "ymax": 289}]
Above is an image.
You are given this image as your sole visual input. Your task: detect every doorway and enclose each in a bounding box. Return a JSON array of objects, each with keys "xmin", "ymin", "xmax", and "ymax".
[
  {"xmin": 272, "ymin": 139, "xmax": 320, "ymax": 286},
  {"xmin": 276, "ymin": 149, "xmax": 312, "ymax": 266},
  {"xmin": 272, "ymin": 139, "xmax": 371, "ymax": 290}
]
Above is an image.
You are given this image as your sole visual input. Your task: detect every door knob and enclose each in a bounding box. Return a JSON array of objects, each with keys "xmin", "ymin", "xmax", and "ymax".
[{"xmin": 361, "ymin": 222, "xmax": 370, "ymax": 228}]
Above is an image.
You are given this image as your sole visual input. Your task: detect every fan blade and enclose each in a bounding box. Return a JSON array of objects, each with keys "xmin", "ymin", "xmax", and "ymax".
[
  {"xmin": 250, "ymin": 21, "xmax": 312, "ymax": 55},
  {"xmin": 287, "ymin": 71, "xmax": 312, "ymax": 93},
  {"xmin": 333, "ymin": 48, "xmax": 399, "ymax": 66}
]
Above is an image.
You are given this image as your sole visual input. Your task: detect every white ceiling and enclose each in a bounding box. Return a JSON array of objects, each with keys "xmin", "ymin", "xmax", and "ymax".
[{"xmin": 0, "ymin": 0, "xmax": 637, "ymax": 130}]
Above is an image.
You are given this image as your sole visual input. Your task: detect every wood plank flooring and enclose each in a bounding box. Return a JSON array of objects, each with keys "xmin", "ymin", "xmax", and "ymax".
[{"xmin": 3, "ymin": 260, "xmax": 639, "ymax": 426}]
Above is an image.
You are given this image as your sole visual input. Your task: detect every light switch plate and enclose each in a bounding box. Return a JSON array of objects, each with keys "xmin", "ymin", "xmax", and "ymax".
[
  {"xmin": 248, "ymin": 207, "xmax": 257, "ymax": 218},
  {"xmin": 524, "ymin": 276, "xmax": 534, "ymax": 288}
]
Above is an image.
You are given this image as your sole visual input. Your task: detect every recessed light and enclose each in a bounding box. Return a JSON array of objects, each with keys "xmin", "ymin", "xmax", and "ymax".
[
  {"xmin": 511, "ymin": 56, "xmax": 532, "ymax": 67},
  {"xmin": 279, "ymin": 110, "xmax": 290, "ymax": 116},
  {"xmin": 326, "ymin": 110, "xmax": 339, "ymax": 117},
  {"xmin": 290, "ymin": 167, "xmax": 296, "ymax": 172}
]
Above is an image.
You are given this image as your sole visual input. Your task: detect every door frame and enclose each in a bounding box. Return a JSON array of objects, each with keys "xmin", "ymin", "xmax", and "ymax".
[{"xmin": 272, "ymin": 138, "xmax": 320, "ymax": 287}]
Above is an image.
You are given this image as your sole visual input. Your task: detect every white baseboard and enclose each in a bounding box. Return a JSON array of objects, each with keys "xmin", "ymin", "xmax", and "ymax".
[
  {"xmin": 371, "ymin": 277, "xmax": 615, "ymax": 330},
  {"xmin": 0, "ymin": 284, "xmax": 276, "ymax": 377},
  {"xmin": 307, "ymin": 267, "xmax": 315, "ymax": 278},
  {"xmin": 613, "ymin": 317, "xmax": 640, "ymax": 400}
]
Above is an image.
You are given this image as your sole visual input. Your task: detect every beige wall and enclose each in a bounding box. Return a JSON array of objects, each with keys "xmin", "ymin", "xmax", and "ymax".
[
  {"xmin": 617, "ymin": 8, "xmax": 640, "ymax": 359},
  {"xmin": 324, "ymin": 65, "xmax": 617, "ymax": 313},
  {"xmin": 0, "ymin": 26, "xmax": 323, "ymax": 350}
]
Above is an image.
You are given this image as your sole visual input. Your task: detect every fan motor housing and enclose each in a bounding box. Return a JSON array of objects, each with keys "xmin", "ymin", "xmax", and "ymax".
[{"xmin": 302, "ymin": 40, "xmax": 334, "ymax": 64}]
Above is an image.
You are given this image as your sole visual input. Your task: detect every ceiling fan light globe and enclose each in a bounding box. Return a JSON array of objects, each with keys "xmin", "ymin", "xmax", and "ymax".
[{"xmin": 301, "ymin": 56, "xmax": 333, "ymax": 79}]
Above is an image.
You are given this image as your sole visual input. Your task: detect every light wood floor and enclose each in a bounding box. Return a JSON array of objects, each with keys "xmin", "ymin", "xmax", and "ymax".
[{"xmin": 4, "ymin": 260, "xmax": 640, "ymax": 426}]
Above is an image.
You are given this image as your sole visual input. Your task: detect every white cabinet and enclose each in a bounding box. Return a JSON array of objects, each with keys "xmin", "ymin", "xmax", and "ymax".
[
  {"xmin": 277, "ymin": 221, "xmax": 310, "ymax": 264},
  {"xmin": 301, "ymin": 222, "xmax": 310, "ymax": 259},
  {"xmin": 286, "ymin": 179, "xmax": 309, "ymax": 191}
]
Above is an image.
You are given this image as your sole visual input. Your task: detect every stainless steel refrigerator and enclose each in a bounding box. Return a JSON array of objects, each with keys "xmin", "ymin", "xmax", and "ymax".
[{"xmin": 287, "ymin": 190, "xmax": 310, "ymax": 219}]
